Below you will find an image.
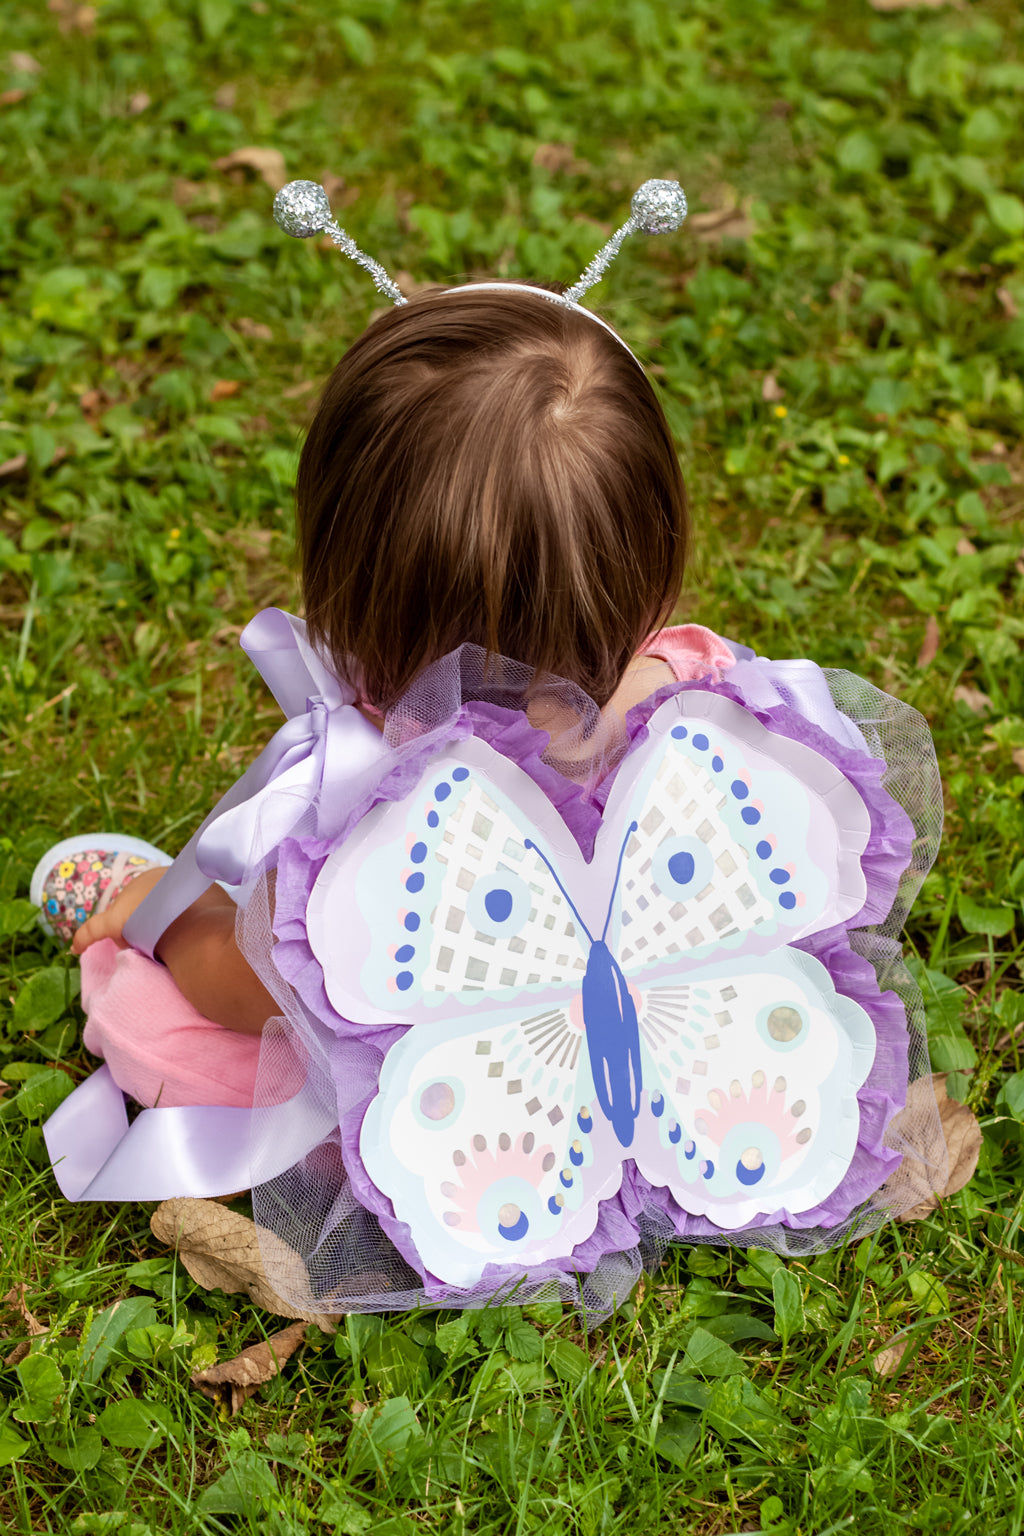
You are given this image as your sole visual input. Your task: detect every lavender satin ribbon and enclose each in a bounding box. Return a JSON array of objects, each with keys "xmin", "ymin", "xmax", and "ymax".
[{"xmin": 46, "ymin": 608, "xmax": 387, "ymax": 1203}]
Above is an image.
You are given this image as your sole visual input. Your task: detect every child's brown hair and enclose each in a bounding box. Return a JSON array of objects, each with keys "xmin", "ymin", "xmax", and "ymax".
[{"xmin": 296, "ymin": 287, "xmax": 688, "ymax": 710}]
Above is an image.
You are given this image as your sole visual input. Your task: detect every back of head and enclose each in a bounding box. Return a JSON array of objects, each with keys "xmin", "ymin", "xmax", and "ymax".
[{"xmin": 297, "ymin": 287, "xmax": 688, "ymax": 710}]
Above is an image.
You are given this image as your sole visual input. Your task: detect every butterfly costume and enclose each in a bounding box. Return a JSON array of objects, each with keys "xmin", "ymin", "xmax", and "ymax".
[{"xmin": 45, "ymin": 609, "xmax": 943, "ymax": 1316}]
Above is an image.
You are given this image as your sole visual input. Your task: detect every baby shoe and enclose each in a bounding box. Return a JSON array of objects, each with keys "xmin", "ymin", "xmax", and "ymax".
[{"xmin": 29, "ymin": 834, "xmax": 173, "ymax": 943}]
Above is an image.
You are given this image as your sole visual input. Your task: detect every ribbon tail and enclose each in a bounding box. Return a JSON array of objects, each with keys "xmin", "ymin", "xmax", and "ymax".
[{"xmin": 43, "ymin": 1066, "xmax": 336, "ymax": 1202}]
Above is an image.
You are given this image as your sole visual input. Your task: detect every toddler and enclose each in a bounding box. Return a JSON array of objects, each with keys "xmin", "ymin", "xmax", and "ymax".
[{"xmin": 35, "ymin": 186, "xmax": 942, "ymax": 1313}]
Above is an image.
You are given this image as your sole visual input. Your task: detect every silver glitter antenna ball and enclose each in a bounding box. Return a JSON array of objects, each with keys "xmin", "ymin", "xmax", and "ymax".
[
  {"xmin": 273, "ymin": 179, "xmax": 407, "ymax": 304},
  {"xmin": 631, "ymin": 178, "xmax": 688, "ymax": 235},
  {"xmin": 273, "ymin": 180, "xmax": 331, "ymax": 239},
  {"xmin": 563, "ymin": 177, "xmax": 688, "ymax": 305}
]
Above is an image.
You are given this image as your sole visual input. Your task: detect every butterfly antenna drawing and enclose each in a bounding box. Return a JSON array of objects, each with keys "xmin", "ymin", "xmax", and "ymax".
[
  {"xmin": 523, "ymin": 839, "xmax": 594, "ymax": 945},
  {"xmin": 601, "ymin": 820, "xmax": 639, "ymax": 944}
]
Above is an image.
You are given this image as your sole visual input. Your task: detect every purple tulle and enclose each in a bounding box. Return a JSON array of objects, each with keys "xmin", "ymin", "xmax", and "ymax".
[{"xmin": 266, "ymin": 672, "xmax": 919, "ymax": 1301}]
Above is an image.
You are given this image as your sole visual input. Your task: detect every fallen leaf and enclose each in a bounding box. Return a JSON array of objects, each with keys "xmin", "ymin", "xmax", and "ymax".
[
  {"xmin": 210, "ymin": 379, "xmax": 242, "ymax": 401},
  {"xmin": 997, "ymin": 287, "xmax": 1020, "ymax": 320},
  {"xmin": 955, "ymin": 537, "xmax": 977, "ymax": 557},
  {"xmin": 3, "ymin": 1284, "xmax": 48, "ymax": 1367},
  {"xmin": 916, "ymin": 614, "xmax": 940, "ymax": 670},
  {"xmin": 869, "ymin": 0, "xmax": 959, "ymax": 8},
  {"xmin": 214, "ymin": 83, "xmax": 237, "ymax": 110},
  {"xmin": 761, "ymin": 373, "xmax": 785, "ymax": 403},
  {"xmin": 150, "ymin": 1198, "xmax": 339, "ymax": 1326},
  {"xmin": 48, "ymin": 0, "xmax": 97, "ymax": 33},
  {"xmin": 320, "ymin": 172, "xmax": 358, "ymax": 208},
  {"xmin": 282, "ymin": 380, "xmax": 315, "ymax": 399},
  {"xmin": 79, "ymin": 388, "xmax": 104, "ymax": 415},
  {"xmin": 532, "ymin": 142, "xmax": 588, "ymax": 175},
  {"xmin": 9, "ymin": 51, "xmax": 43, "ymax": 74},
  {"xmin": 235, "ymin": 318, "xmax": 273, "ymax": 341},
  {"xmin": 190, "ymin": 1320, "xmax": 308, "ymax": 1415},
  {"xmin": 689, "ymin": 201, "xmax": 753, "ymax": 243},
  {"xmin": 872, "ymin": 1336, "xmax": 908, "ymax": 1376},
  {"xmin": 214, "ymin": 146, "xmax": 287, "ymax": 192},
  {"xmin": 1012, "ymin": 749, "xmax": 1024, "ymax": 775},
  {"xmin": 953, "ymin": 684, "xmax": 993, "ymax": 715},
  {"xmin": 128, "ymin": 91, "xmax": 150, "ymax": 115},
  {"xmin": 880, "ymin": 1074, "xmax": 982, "ymax": 1222},
  {"xmin": 0, "ymin": 453, "xmax": 28, "ymax": 478},
  {"xmin": 0, "ymin": 89, "xmax": 27, "ymax": 106}
]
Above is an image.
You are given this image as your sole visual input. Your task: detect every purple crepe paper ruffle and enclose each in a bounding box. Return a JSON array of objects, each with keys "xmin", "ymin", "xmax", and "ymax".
[{"xmin": 263, "ymin": 672, "xmax": 919, "ymax": 1300}]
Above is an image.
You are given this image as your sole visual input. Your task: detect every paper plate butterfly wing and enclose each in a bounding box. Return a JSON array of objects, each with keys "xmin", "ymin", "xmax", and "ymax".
[
  {"xmin": 307, "ymin": 740, "xmax": 601, "ymax": 1026},
  {"xmin": 628, "ymin": 947, "xmax": 877, "ymax": 1226},
  {"xmin": 359, "ymin": 1001, "xmax": 626, "ymax": 1287},
  {"xmin": 599, "ymin": 692, "xmax": 872, "ymax": 977}
]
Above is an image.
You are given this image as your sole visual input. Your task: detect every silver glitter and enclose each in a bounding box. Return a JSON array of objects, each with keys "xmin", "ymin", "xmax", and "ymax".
[
  {"xmin": 273, "ymin": 179, "xmax": 407, "ymax": 305},
  {"xmin": 564, "ymin": 177, "xmax": 687, "ymax": 304},
  {"xmin": 631, "ymin": 178, "xmax": 688, "ymax": 235},
  {"xmin": 273, "ymin": 180, "xmax": 331, "ymax": 238}
]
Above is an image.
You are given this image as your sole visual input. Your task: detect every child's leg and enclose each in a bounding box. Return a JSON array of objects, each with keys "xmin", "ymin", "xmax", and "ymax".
[{"xmin": 80, "ymin": 939, "xmax": 262, "ymax": 1108}]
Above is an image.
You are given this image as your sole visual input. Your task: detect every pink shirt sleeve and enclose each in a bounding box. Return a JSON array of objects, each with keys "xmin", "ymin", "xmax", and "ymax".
[{"xmin": 640, "ymin": 624, "xmax": 737, "ymax": 683}]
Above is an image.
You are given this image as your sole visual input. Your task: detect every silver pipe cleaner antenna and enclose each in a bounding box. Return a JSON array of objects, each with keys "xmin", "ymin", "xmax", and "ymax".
[
  {"xmin": 273, "ymin": 180, "xmax": 408, "ymax": 306},
  {"xmin": 563, "ymin": 179, "xmax": 688, "ymax": 305}
]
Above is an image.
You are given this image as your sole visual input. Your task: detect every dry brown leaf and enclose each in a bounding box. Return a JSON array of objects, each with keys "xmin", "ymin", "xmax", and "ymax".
[
  {"xmin": 0, "ymin": 453, "xmax": 28, "ymax": 478},
  {"xmin": 48, "ymin": 0, "xmax": 97, "ymax": 33},
  {"xmin": 235, "ymin": 317, "xmax": 273, "ymax": 341},
  {"xmin": 872, "ymin": 1336, "xmax": 908, "ymax": 1376},
  {"xmin": 210, "ymin": 379, "xmax": 242, "ymax": 401},
  {"xmin": 214, "ymin": 83, "xmax": 237, "ymax": 110},
  {"xmin": 869, "ymin": 0, "xmax": 959, "ymax": 9},
  {"xmin": 532, "ymin": 142, "xmax": 589, "ymax": 176},
  {"xmin": 997, "ymin": 287, "xmax": 1020, "ymax": 321},
  {"xmin": 916, "ymin": 614, "xmax": 940, "ymax": 670},
  {"xmin": 953, "ymin": 684, "xmax": 993, "ymax": 715},
  {"xmin": 883, "ymin": 1074, "xmax": 982, "ymax": 1222},
  {"xmin": 3, "ymin": 1284, "xmax": 49, "ymax": 1368},
  {"xmin": 128, "ymin": 92, "xmax": 150, "ymax": 116},
  {"xmin": 761, "ymin": 373, "xmax": 785, "ymax": 403},
  {"xmin": 1, "ymin": 89, "xmax": 28, "ymax": 106},
  {"xmin": 151, "ymin": 1198, "xmax": 339, "ymax": 1326},
  {"xmin": 214, "ymin": 146, "xmax": 287, "ymax": 192},
  {"xmin": 1013, "ymin": 748, "xmax": 1024, "ymax": 775},
  {"xmin": 689, "ymin": 202, "xmax": 753, "ymax": 244},
  {"xmin": 955, "ymin": 537, "xmax": 977, "ymax": 557},
  {"xmin": 191, "ymin": 1320, "xmax": 308, "ymax": 1415},
  {"xmin": 282, "ymin": 380, "xmax": 315, "ymax": 399},
  {"xmin": 9, "ymin": 52, "xmax": 43, "ymax": 74}
]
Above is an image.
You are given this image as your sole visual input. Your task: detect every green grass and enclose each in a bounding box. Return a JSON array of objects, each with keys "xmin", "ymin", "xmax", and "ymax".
[{"xmin": 2, "ymin": 0, "xmax": 1024, "ymax": 1530}]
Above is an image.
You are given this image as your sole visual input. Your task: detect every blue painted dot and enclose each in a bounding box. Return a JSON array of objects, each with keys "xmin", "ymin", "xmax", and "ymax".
[
  {"xmin": 396, "ymin": 971, "xmax": 414, "ymax": 991},
  {"xmin": 452, "ymin": 766, "xmax": 469, "ymax": 781},
  {"xmin": 712, "ymin": 755, "xmax": 724, "ymax": 772},
  {"xmin": 770, "ymin": 868, "xmax": 791, "ymax": 885},
  {"xmin": 703, "ymin": 1159, "xmax": 715, "ymax": 1181},
  {"xmin": 395, "ymin": 944, "xmax": 415, "ymax": 963},
  {"xmin": 404, "ymin": 912, "xmax": 420, "ymax": 932},
  {"xmin": 671, "ymin": 725, "xmax": 688, "ymax": 740},
  {"xmin": 548, "ymin": 1196, "xmax": 562, "ymax": 1216},
  {"xmin": 498, "ymin": 1210, "xmax": 529, "ymax": 1241},
  {"xmin": 741, "ymin": 806, "xmax": 761, "ymax": 825},
  {"xmin": 410, "ymin": 841, "xmax": 427, "ymax": 864},
  {"xmin": 667, "ymin": 850, "xmax": 695, "ymax": 886},
  {"xmin": 484, "ymin": 887, "xmax": 513, "ymax": 923},
  {"xmin": 435, "ymin": 782, "xmax": 451, "ymax": 801},
  {"xmin": 779, "ymin": 891, "xmax": 797, "ymax": 910},
  {"xmin": 684, "ymin": 1141, "xmax": 696, "ymax": 1160},
  {"xmin": 651, "ymin": 1094, "xmax": 665, "ymax": 1118},
  {"xmin": 692, "ymin": 733, "xmax": 709, "ymax": 751},
  {"xmin": 756, "ymin": 840, "xmax": 772, "ymax": 860},
  {"xmin": 736, "ymin": 1159, "xmax": 766, "ymax": 1186},
  {"xmin": 570, "ymin": 1145, "xmax": 584, "ymax": 1167},
  {"xmin": 426, "ymin": 811, "xmax": 439, "ymax": 828},
  {"xmin": 560, "ymin": 1170, "xmax": 574, "ymax": 1189},
  {"xmin": 405, "ymin": 872, "xmax": 425, "ymax": 893},
  {"xmin": 669, "ymin": 1124, "xmax": 682, "ymax": 1144},
  {"xmin": 578, "ymin": 1111, "xmax": 592, "ymax": 1132},
  {"xmin": 731, "ymin": 779, "xmax": 749, "ymax": 800}
]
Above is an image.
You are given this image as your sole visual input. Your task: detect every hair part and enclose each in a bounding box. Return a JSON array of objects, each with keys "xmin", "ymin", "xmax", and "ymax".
[{"xmin": 296, "ymin": 287, "xmax": 688, "ymax": 710}]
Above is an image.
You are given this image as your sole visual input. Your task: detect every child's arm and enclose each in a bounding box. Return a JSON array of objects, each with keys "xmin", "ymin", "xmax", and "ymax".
[{"xmin": 72, "ymin": 871, "xmax": 276, "ymax": 1036}]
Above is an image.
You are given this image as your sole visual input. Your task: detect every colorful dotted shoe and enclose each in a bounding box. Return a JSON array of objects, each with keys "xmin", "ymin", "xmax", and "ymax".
[{"xmin": 29, "ymin": 835, "xmax": 173, "ymax": 943}]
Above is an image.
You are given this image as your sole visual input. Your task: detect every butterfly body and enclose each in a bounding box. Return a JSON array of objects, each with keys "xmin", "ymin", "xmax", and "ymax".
[{"xmin": 306, "ymin": 691, "xmax": 879, "ymax": 1288}]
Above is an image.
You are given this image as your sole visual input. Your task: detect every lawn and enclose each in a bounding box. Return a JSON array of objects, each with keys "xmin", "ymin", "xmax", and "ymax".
[{"xmin": 2, "ymin": 0, "xmax": 1024, "ymax": 1531}]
